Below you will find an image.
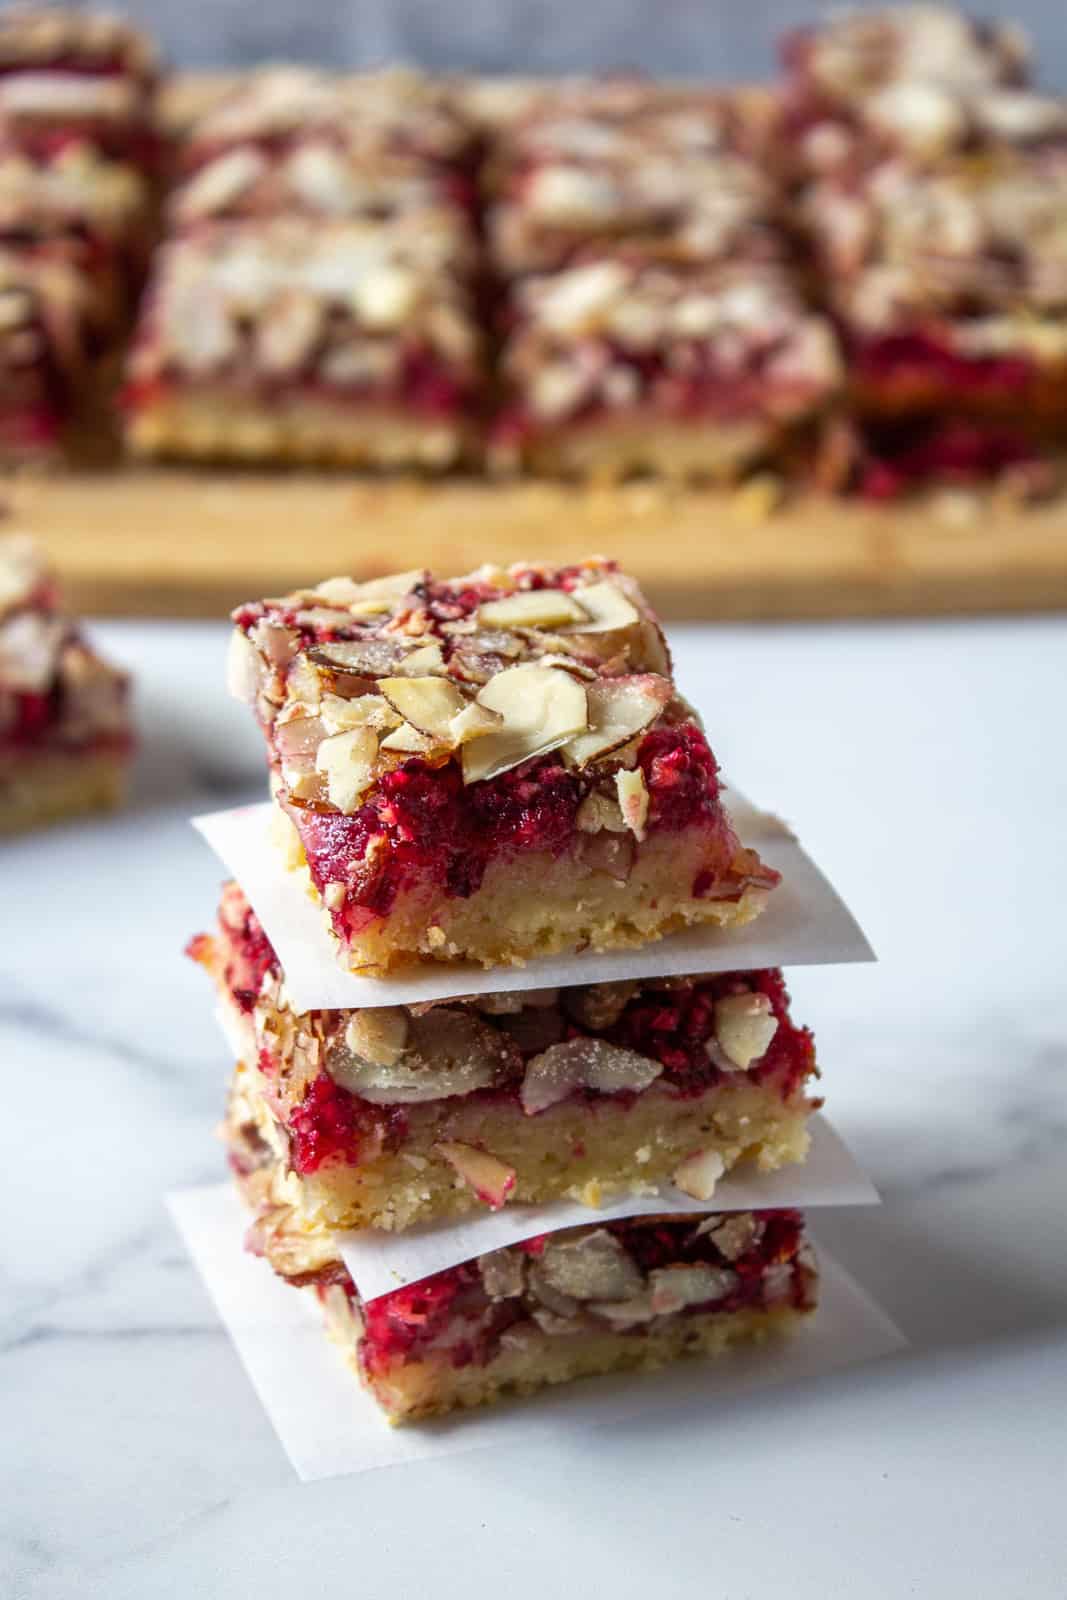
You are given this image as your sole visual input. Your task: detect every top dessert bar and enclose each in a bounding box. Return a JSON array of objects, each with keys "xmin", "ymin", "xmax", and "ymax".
[
  {"xmin": 229, "ymin": 558, "xmax": 778, "ymax": 977},
  {"xmin": 0, "ymin": 8, "xmax": 158, "ymax": 86},
  {"xmin": 484, "ymin": 83, "xmax": 779, "ymax": 274}
]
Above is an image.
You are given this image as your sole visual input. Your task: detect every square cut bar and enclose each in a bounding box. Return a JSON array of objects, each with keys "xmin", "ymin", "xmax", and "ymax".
[
  {"xmin": 800, "ymin": 145, "xmax": 1067, "ymax": 422},
  {"xmin": 0, "ymin": 9, "xmax": 160, "ymax": 168},
  {"xmin": 0, "ymin": 534, "xmax": 131, "ymax": 832},
  {"xmin": 170, "ymin": 66, "xmax": 478, "ymax": 230},
  {"xmin": 491, "ymin": 259, "xmax": 842, "ymax": 480},
  {"xmin": 484, "ymin": 81, "xmax": 782, "ymax": 276},
  {"xmin": 122, "ymin": 214, "xmax": 482, "ymax": 468},
  {"xmin": 227, "ymin": 557, "xmax": 779, "ymax": 974},
  {"xmin": 194, "ymin": 882, "xmax": 817, "ymax": 1231},
  {"xmin": 234, "ymin": 1166, "xmax": 819, "ymax": 1422}
]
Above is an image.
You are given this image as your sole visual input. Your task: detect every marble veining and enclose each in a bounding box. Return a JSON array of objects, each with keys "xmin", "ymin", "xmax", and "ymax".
[{"xmin": 3, "ymin": 616, "xmax": 1066, "ymax": 1599}]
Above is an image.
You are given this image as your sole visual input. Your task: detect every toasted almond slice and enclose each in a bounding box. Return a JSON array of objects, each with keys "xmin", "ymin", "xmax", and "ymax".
[
  {"xmin": 315, "ymin": 570, "xmax": 424, "ymax": 608},
  {"xmin": 344, "ymin": 1007, "xmax": 409, "ymax": 1067},
  {"xmin": 379, "ymin": 675, "xmax": 469, "ymax": 742},
  {"xmin": 648, "ymin": 1264, "xmax": 737, "ymax": 1314},
  {"xmin": 462, "ymin": 664, "xmax": 588, "ymax": 785},
  {"xmin": 616, "ymin": 767, "xmax": 650, "ymax": 841},
  {"xmin": 435, "ymin": 1141, "xmax": 516, "ymax": 1208},
  {"xmin": 535, "ymin": 651, "xmax": 599, "ymax": 679},
  {"xmin": 394, "ymin": 639, "xmax": 445, "ymax": 675},
  {"xmin": 477, "ymin": 589, "xmax": 591, "ymax": 630},
  {"xmin": 320, "ymin": 692, "xmax": 401, "ymax": 734},
  {"xmin": 379, "ymin": 721, "xmax": 435, "ymax": 754},
  {"xmin": 226, "ymin": 629, "xmax": 260, "ymax": 703},
  {"xmin": 562, "ymin": 673, "xmax": 671, "ymax": 769},
  {"xmin": 673, "ymin": 1147, "xmax": 726, "ymax": 1202},
  {"xmin": 315, "ymin": 726, "xmax": 378, "ymax": 812},
  {"xmin": 520, "ymin": 1037, "xmax": 662, "ymax": 1115},
  {"xmin": 286, "ymin": 654, "xmax": 323, "ymax": 708},
  {"xmin": 558, "ymin": 580, "xmax": 640, "ymax": 634},
  {"xmin": 449, "ymin": 699, "xmax": 503, "ymax": 744},
  {"xmin": 713, "ymin": 992, "xmax": 778, "ymax": 1069},
  {"xmin": 309, "ymin": 637, "xmax": 420, "ymax": 676},
  {"xmin": 539, "ymin": 1230, "xmax": 645, "ymax": 1302}
]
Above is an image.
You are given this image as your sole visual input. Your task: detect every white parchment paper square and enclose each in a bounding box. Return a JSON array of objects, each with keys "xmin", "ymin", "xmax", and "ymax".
[
  {"xmin": 168, "ymin": 1184, "xmax": 905, "ymax": 1484},
  {"xmin": 336, "ymin": 1114, "xmax": 878, "ymax": 1301},
  {"xmin": 192, "ymin": 788, "xmax": 874, "ymax": 1012}
]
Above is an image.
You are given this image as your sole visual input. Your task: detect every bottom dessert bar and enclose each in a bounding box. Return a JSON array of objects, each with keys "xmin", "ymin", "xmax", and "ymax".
[
  {"xmin": 237, "ymin": 1161, "xmax": 817, "ymax": 1422},
  {"xmin": 0, "ymin": 744, "xmax": 128, "ymax": 833}
]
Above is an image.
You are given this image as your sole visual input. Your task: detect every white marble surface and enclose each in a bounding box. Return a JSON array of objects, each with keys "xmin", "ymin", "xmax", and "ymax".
[{"xmin": 4, "ymin": 614, "xmax": 1066, "ymax": 1598}]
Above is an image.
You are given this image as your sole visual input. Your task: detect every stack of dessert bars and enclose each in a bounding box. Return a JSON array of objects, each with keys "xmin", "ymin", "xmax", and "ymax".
[
  {"xmin": 190, "ymin": 555, "xmax": 844, "ymax": 1424},
  {"xmin": 0, "ymin": 8, "xmax": 161, "ymax": 457}
]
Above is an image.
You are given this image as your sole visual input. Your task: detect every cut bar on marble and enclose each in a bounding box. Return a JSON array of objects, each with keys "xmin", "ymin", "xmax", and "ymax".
[
  {"xmin": 192, "ymin": 880, "xmax": 819, "ymax": 1231},
  {"xmin": 226, "ymin": 557, "xmax": 779, "ymax": 975},
  {"xmin": 0, "ymin": 533, "xmax": 132, "ymax": 832},
  {"xmin": 235, "ymin": 1150, "xmax": 819, "ymax": 1423}
]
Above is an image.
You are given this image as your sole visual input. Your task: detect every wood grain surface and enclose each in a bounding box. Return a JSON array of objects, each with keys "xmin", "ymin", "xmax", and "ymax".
[{"xmin": 6, "ymin": 468, "xmax": 1067, "ymax": 620}]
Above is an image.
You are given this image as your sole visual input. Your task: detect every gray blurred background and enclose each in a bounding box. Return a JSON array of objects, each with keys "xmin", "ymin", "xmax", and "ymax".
[{"xmin": 95, "ymin": 0, "xmax": 1067, "ymax": 83}]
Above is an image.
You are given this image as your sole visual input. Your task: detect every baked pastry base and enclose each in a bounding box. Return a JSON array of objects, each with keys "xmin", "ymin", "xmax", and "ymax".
[
  {"xmin": 493, "ymin": 415, "xmax": 774, "ymax": 483},
  {"xmin": 0, "ymin": 746, "xmax": 128, "ymax": 835},
  {"xmin": 125, "ymin": 391, "xmax": 477, "ymax": 469},
  {"xmin": 225, "ymin": 1052, "xmax": 813, "ymax": 1232}
]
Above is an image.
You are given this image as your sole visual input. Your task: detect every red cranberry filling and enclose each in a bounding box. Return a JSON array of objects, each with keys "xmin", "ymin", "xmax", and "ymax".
[
  {"xmin": 853, "ymin": 331, "xmax": 1033, "ymax": 396},
  {"xmin": 288, "ymin": 1072, "xmax": 409, "ymax": 1175},
  {"xmin": 857, "ymin": 417, "xmax": 1045, "ymax": 499},
  {"xmin": 293, "ymin": 720, "xmax": 720, "ymax": 929}
]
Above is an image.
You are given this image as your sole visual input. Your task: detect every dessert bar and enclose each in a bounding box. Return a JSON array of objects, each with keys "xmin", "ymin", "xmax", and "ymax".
[
  {"xmin": 237, "ymin": 1173, "xmax": 819, "ymax": 1422},
  {"xmin": 484, "ymin": 82, "xmax": 780, "ymax": 275},
  {"xmin": 491, "ymin": 259, "xmax": 842, "ymax": 480},
  {"xmin": 122, "ymin": 213, "xmax": 482, "ymax": 467},
  {"xmin": 227, "ymin": 558, "xmax": 779, "ymax": 973},
  {"xmin": 0, "ymin": 534, "xmax": 131, "ymax": 832},
  {"xmin": 170, "ymin": 66, "xmax": 478, "ymax": 229},
  {"xmin": 800, "ymin": 145, "xmax": 1067, "ymax": 422},
  {"xmin": 194, "ymin": 881, "xmax": 818, "ymax": 1230}
]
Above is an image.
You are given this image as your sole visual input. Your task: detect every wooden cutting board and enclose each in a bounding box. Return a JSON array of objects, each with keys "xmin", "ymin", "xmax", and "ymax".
[{"xmin": 7, "ymin": 467, "xmax": 1067, "ymax": 621}]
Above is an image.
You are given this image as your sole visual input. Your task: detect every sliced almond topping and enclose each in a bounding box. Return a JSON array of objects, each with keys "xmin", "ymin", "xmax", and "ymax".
[
  {"xmin": 673, "ymin": 1147, "xmax": 726, "ymax": 1202},
  {"xmin": 379, "ymin": 721, "xmax": 435, "ymax": 754},
  {"xmin": 344, "ymin": 1007, "xmax": 409, "ymax": 1067},
  {"xmin": 394, "ymin": 639, "xmax": 445, "ymax": 675},
  {"xmin": 558, "ymin": 579, "xmax": 640, "ymax": 634},
  {"xmin": 616, "ymin": 767, "xmax": 650, "ymax": 841},
  {"xmin": 520, "ymin": 1036, "xmax": 661, "ymax": 1116},
  {"xmin": 462, "ymin": 664, "xmax": 588, "ymax": 785},
  {"xmin": 286, "ymin": 655, "xmax": 323, "ymax": 709},
  {"xmin": 274, "ymin": 713, "xmax": 328, "ymax": 758},
  {"xmin": 379, "ymin": 675, "xmax": 469, "ymax": 743},
  {"xmin": 576, "ymin": 789, "xmax": 627, "ymax": 834},
  {"xmin": 319, "ymin": 692, "xmax": 401, "ymax": 734},
  {"xmin": 314, "ymin": 726, "xmax": 378, "ymax": 813},
  {"xmin": 309, "ymin": 637, "xmax": 421, "ymax": 676},
  {"xmin": 477, "ymin": 588, "xmax": 591, "ymax": 631},
  {"xmin": 478, "ymin": 1249, "xmax": 525, "ymax": 1300},
  {"xmin": 448, "ymin": 699, "xmax": 503, "ymax": 745},
  {"xmin": 539, "ymin": 1229, "xmax": 645, "ymax": 1302},
  {"xmin": 314, "ymin": 570, "xmax": 423, "ymax": 610},
  {"xmin": 713, "ymin": 992, "xmax": 778, "ymax": 1070},
  {"xmin": 648, "ymin": 1264, "xmax": 737, "ymax": 1315},
  {"xmin": 563, "ymin": 673, "xmax": 670, "ymax": 769},
  {"xmin": 226, "ymin": 629, "xmax": 260, "ymax": 703},
  {"xmin": 435, "ymin": 1141, "xmax": 516, "ymax": 1208}
]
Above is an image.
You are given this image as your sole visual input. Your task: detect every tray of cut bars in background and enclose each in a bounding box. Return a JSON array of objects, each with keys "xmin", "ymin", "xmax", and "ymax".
[
  {"xmin": 3, "ymin": 6, "xmax": 1067, "ymax": 621},
  {"xmin": 171, "ymin": 553, "xmax": 906, "ymax": 1478}
]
